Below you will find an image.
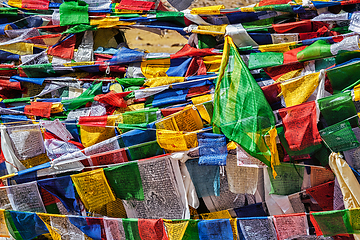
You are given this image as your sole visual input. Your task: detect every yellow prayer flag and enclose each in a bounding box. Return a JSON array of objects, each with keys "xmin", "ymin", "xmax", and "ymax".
[
  {"xmin": 0, "ymin": 210, "xmax": 10, "ymax": 238},
  {"xmin": 80, "ymin": 115, "xmax": 117, "ymax": 147},
  {"xmin": 191, "ymin": 94, "xmax": 212, "ymax": 105},
  {"xmin": 109, "ymin": 83, "xmax": 123, "ymax": 93},
  {"xmin": 37, "ymin": 213, "xmax": 61, "ymax": 240},
  {"xmin": 90, "ymin": 17, "xmax": 135, "ymax": 28},
  {"xmin": 163, "ymin": 220, "xmax": 189, "ymax": 240},
  {"xmin": 240, "ymin": 7, "xmax": 256, "ymax": 12},
  {"xmin": 51, "ymin": 103, "xmax": 63, "ymax": 114},
  {"xmin": 276, "ymin": 69, "xmax": 303, "ymax": 83},
  {"xmin": 269, "ymin": 127, "xmax": 280, "ymax": 178},
  {"xmin": 144, "ymin": 76, "xmax": 185, "ymax": 88},
  {"xmin": 230, "ymin": 218, "xmax": 238, "ymax": 240},
  {"xmin": 200, "ymin": 210, "xmax": 232, "ymax": 219},
  {"xmin": 7, "ymin": 0, "xmax": 21, "ymax": 8},
  {"xmin": 0, "ymin": 42, "xmax": 33, "ymax": 55},
  {"xmin": 203, "ymin": 55, "xmax": 222, "ymax": 72},
  {"xmin": 354, "ymin": 84, "xmax": 360, "ymax": 101},
  {"xmin": 71, "ymin": 168, "xmax": 116, "ymax": 211},
  {"xmin": 258, "ymin": 42, "xmax": 297, "ymax": 53},
  {"xmin": 194, "ymin": 24, "xmax": 227, "ymax": 36},
  {"xmin": 191, "ymin": 5, "xmax": 225, "ymax": 15},
  {"xmin": 280, "ymin": 72, "xmax": 320, "ymax": 107},
  {"xmin": 157, "ymin": 129, "xmax": 190, "ymax": 152},
  {"xmin": 196, "ymin": 104, "xmax": 211, "ymax": 123},
  {"xmin": 141, "ymin": 58, "xmax": 171, "ymax": 78}
]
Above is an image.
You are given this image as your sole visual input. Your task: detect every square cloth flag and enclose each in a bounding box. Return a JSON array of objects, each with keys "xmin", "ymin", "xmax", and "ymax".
[
  {"xmin": 319, "ymin": 120, "xmax": 360, "ymax": 152},
  {"xmin": 198, "ymin": 132, "xmax": 228, "ymax": 166},
  {"xmin": 104, "ymin": 161, "xmax": 144, "ymax": 200},
  {"xmin": 71, "ymin": 168, "xmax": 116, "ymax": 211}
]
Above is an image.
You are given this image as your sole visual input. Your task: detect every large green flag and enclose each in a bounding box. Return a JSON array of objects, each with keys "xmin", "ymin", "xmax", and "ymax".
[{"xmin": 213, "ymin": 36, "xmax": 277, "ymax": 170}]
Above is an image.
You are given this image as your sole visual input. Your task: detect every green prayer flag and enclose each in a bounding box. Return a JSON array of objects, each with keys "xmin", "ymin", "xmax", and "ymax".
[
  {"xmin": 104, "ymin": 161, "xmax": 144, "ymax": 200},
  {"xmin": 59, "ymin": 0, "xmax": 89, "ymax": 26},
  {"xmin": 213, "ymin": 36, "xmax": 276, "ymax": 166},
  {"xmin": 122, "ymin": 108, "xmax": 159, "ymax": 125},
  {"xmin": 63, "ymin": 24, "xmax": 97, "ymax": 34},
  {"xmin": 62, "ymin": 96, "xmax": 94, "ymax": 111},
  {"xmin": 21, "ymin": 63, "xmax": 56, "ymax": 78},
  {"xmin": 2, "ymin": 97, "xmax": 31, "ymax": 104},
  {"xmin": 127, "ymin": 140, "xmax": 164, "ymax": 161},
  {"xmin": 296, "ymin": 40, "xmax": 332, "ymax": 61},
  {"xmin": 327, "ymin": 59, "xmax": 360, "ymax": 94},
  {"xmin": 116, "ymin": 77, "xmax": 145, "ymax": 88},
  {"xmin": 0, "ymin": 8, "xmax": 18, "ymax": 15},
  {"xmin": 312, "ymin": 209, "xmax": 353, "ymax": 237},
  {"xmin": 156, "ymin": 11, "xmax": 186, "ymax": 27},
  {"xmin": 267, "ymin": 163, "xmax": 304, "ymax": 195},
  {"xmin": 122, "ymin": 218, "xmax": 141, "ymax": 240},
  {"xmin": 248, "ymin": 52, "xmax": 284, "ymax": 70},
  {"xmin": 183, "ymin": 220, "xmax": 200, "ymax": 240}
]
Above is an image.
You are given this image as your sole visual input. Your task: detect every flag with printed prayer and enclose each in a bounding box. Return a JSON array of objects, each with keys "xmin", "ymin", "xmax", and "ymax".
[{"xmin": 213, "ymin": 36, "xmax": 277, "ymax": 169}]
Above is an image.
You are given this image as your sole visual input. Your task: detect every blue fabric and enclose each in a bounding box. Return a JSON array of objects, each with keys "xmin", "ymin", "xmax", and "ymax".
[
  {"xmin": 0, "ymin": 161, "xmax": 7, "ymax": 177},
  {"xmin": 109, "ymin": 47, "xmax": 145, "ymax": 64},
  {"xmin": 226, "ymin": 11, "xmax": 260, "ymax": 24},
  {"xmin": 49, "ymin": 2, "xmax": 61, "ymax": 7},
  {"xmin": 1, "ymin": 115, "xmax": 29, "ymax": 123},
  {"xmin": 234, "ymin": 203, "xmax": 268, "ymax": 217},
  {"xmin": 23, "ymin": 16, "xmax": 43, "ymax": 28},
  {"xmin": 172, "ymin": 79, "xmax": 214, "ymax": 90},
  {"xmin": 198, "ymin": 219, "xmax": 233, "ymax": 240},
  {"xmin": 166, "ymin": 57, "xmax": 192, "ymax": 77},
  {"xmin": 9, "ymin": 211, "xmax": 49, "ymax": 240},
  {"xmin": 10, "ymin": 75, "xmax": 45, "ymax": 85},
  {"xmin": 198, "ymin": 132, "xmax": 228, "ymax": 166},
  {"xmin": 0, "ymin": 23, "xmax": 9, "ymax": 35},
  {"xmin": 185, "ymin": 158, "xmax": 220, "ymax": 198},
  {"xmin": 152, "ymin": 89, "xmax": 188, "ymax": 107},
  {"xmin": 37, "ymin": 98, "xmax": 62, "ymax": 102},
  {"xmin": 312, "ymin": 1, "xmax": 340, "ymax": 8},
  {"xmin": 249, "ymin": 33, "xmax": 272, "ymax": 45},
  {"xmin": 65, "ymin": 120, "xmax": 81, "ymax": 142},
  {"xmin": 37, "ymin": 175, "xmax": 80, "ymax": 214},
  {"xmin": 11, "ymin": 170, "xmax": 37, "ymax": 184},
  {"xmin": 69, "ymin": 216, "xmax": 102, "ymax": 240},
  {"xmin": 292, "ymin": 5, "xmax": 306, "ymax": 13},
  {"xmin": 121, "ymin": 129, "xmax": 156, "ymax": 147},
  {"xmin": 17, "ymin": 162, "xmax": 50, "ymax": 176},
  {"xmin": 0, "ymin": 50, "xmax": 19, "ymax": 60},
  {"xmin": 71, "ymin": 64, "xmax": 100, "ymax": 73}
]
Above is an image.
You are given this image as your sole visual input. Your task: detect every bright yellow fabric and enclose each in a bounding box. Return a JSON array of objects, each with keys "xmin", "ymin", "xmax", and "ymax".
[
  {"xmin": 7, "ymin": 0, "xmax": 21, "ymax": 8},
  {"xmin": 191, "ymin": 5, "xmax": 225, "ymax": 15},
  {"xmin": 90, "ymin": 17, "xmax": 135, "ymax": 27},
  {"xmin": 37, "ymin": 213, "xmax": 61, "ymax": 240},
  {"xmin": 0, "ymin": 42, "xmax": 33, "ymax": 55},
  {"xmin": 157, "ymin": 130, "xmax": 198, "ymax": 152},
  {"xmin": 0, "ymin": 209, "xmax": 9, "ymax": 238},
  {"xmin": 203, "ymin": 55, "xmax": 222, "ymax": 72},
  {"xmin": 144, "ymin": 77, "xmax": 185, "ymax": 88},
  {"xmin": 191, "ymin": 94, "xmax": 212, "ymax": 105},
  {"xmin": 141, "ymin": 58, "xmax": 171, "ymax": 78},
  {"xmin": 280, "ymin": 72, "xmax": 320, "ymax": 107},
  {"xmin": 51, "ymin": 103, "xmax": 63, "ymax": 114},
  {"xmin": 227, "ymin": 141, "xmax": 237, "ymax": 150},
  {"xmin": 196, "ymin": 104, "xmax": 211, "ymax": 123},
  {"xmin": 200, "ymin": 210, "xmax": 231, "ymax": 219},
  {"xmin": 269, "ymin": 128, "xmax": 280, "ymax": 178},
  {"xmin": 80, "ymin": 115, "xmax": 117, "ymax": 147},
  {"xmin": 230, "ymin": 218, "xmax": 238, "ymax": 240},
  {"xmin": 195, "ymin": 24, "xmax": 227, "ymax": 36},
  {"xmin": 354, "ymin": 84, "xmax": 360, "ymax": 101},
  {"xmin": 276, "ymin": 69, "xmax": 303, "ymax": 83},
  {"xmin": 258, "ymin": 42, "xmax": 297, "ymax": 53},
  {"xmin": 71, "ymin": 168, "xmax": 116, "ymax": 212},
  {"xmin": 110, "ymin": 83, "xmax": 123, "ymax": 93},
  {"xmin": 163, "ymin": 220, "xmax": 189, "ymax": 240}
]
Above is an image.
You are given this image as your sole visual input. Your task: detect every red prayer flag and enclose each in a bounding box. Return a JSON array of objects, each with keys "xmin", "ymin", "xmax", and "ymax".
[
  {"xmin": 138, "ymin": 219, "xmax": 169, "ymax": 240},
  {"xmin": 185, "ymin": 57, "xmax": 207, "ymax": 77},
  {"xmin": 22, "ymin": 0, "xmax": 49, "ymax": 10},
  {"xmin": 283, "ymin": 46, "xmax": 307, "ymax": 64},
  {"xmin": 306, "ymin": 181, "xmax": 335, "ymax": 211},
  {"xmin": 273, "ymin": 20, "xmax": 312, "ymax": 33},
  {"xmin": 261, "ymin": 82, "xmax": 281, "ymax": 105},
  {"xmin": 24, "ymin": 102, "xmax": 52, "ymax": 118},
  {"xmin": 94, "ymin": 91, "xmax": 127, "ymax": 108},
  {"xmin": 279, "ymin": 101, "xmax": 322, "ymax": 151},
  {"xmin": 264, "ymin": 62, "xmax": 304, "ymax": 81},
  {"xmin": 90, "ymin": 149, "xmax": 128, "ymax": 166},
  {"xmin": 170, "ymin": 44, "xmax": 219, "ymax": 59},
  {"xmin": 160, "ymin": 107, "xmax": 185, "ymax": 117},
  {"xmin": 47, "ymin": 35, "xmax": 76, "ymax": 59},
  {"xmin": 258, "ymin": 0, "xmax": 290, "ymax": 6},
  {"xmin": 78, "ymin": 116, "xmax": 108, "ymax": 127},
  {"xmin": 117, "ymin": 0, "xmax": 155, "ymax": 10}
]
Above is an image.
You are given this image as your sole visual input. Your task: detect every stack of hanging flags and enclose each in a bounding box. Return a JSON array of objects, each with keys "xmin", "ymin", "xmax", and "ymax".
[{"xmin": 2, "ymin": 0, "xmax": 360, "ymax": 238}]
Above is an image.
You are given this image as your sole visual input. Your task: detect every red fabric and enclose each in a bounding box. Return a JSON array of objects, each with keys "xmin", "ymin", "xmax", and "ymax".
[
  {"xmin": 264, "ymin": 62, "xmax": 304, "ymax": 81},
  {"xmin": 78, "ymin": 116, "xmax": 108, "ymax": 127},
  {"xmin": 90, "ymin": 149, "xmax": 128, "ymax": 166},
  {"xmin": 0, "ymin": 80, "xmax": 22, "ymax": 91},
  {"xmin": 43, "ymin": 131, "xmax": 62, "ymax": 141},
  {"xmin": 187, "ymin": 85, "xmax": 211, "ymax": 98},
  {"xmin": 138, "ymin": 219, "xmax": 169, "ymax": 240},
  {"xmin": 24, "ymin": 102, "xmax": 52, "ymax": 118},
  {"xmin": 40, "ymin": 187, "xmax": 60, "ymax": 206},
  {"xmin": 98, "ymin": 64, "xmax": 127, "ymax": 73},
  {"xmin": 299, "ymin": 32, "xmax": 318, "ymax": 40},
  {"xmin": 117, "ymin": 0, "xmax": 155, "ymax": 10},
  {"xmin": 258, "ymin": 0, "xmax": 289, "ymax": 6},
  {"xmin": 312, "ymin": 21, "xmax": 330, "ymax": 32},
  {"xmin": 341, "ymin": 0, "xmax": 360, "ymax": 4},
  {"xmin": 170, "ymin": 44, "xmax": 218, "ymax": 59},
  {"xmin": 94, "ymin": 53, "xmax": 112, "ymax": 61},
  {"xmin": 0, "ymin": 64, "xmax": 17, "ymax": 76},
  {"xmin": 68, "ymin": 140, "xmax": 84, "ymax": 150},
  {"xmin": 325, "ymin": 77, "xmax": 334, "ymax": 94},
  {"xmin": 279, "ymin": 101, "xmax": 322, "ymax": 151},
  {"xmin": 47, "ymin": 35, "xmax": 76, "ymax": 59},
  {"xmin": 94, "ymin": 91, "xmax": 127, "ymax": 108},
  {"xmin": 333, "ymin": 235, "xmax": 355, "ymax": 240},
  {"xmin": 283, "ymin": 46, "xmax": 307, "ymax": 64},
  {"xmin": 273, "ymin": 20, "xmax": 312, "ymax": 33},
  {"xmin": 306, "ymin": 181, "xmax": 335, "ymax": 211},
  {"xmin": 26, "ymin": 33, "xmax": 61, "ymax": 41},
  {"xmin": 36, "ymin": 25, "xmax": 68, "ymax": 33},
  {"xmin": 185, "ymin": 57, "xmax": 207, "ymax": 77},
  {"xmin": 22, "ymin": 0, "xmax": 48, "ymax": 10},
  {"xmin": 261, "ymin": 82, "xmax": 281, "ymax": 105},
  {"xmin": 161, "ymin": 107, "xmax": 185, "ymax": 117},
  {"xmin": 310, "ymin": 213, "xmax": 324, "ymax": 236}
]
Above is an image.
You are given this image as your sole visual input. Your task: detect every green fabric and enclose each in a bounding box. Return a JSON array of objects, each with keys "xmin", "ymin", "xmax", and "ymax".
[
  {"xmin": 183, "ymin": 220, "xmax": 200, "ymax": 240},
  {"xmin": 253, "ymin": 4, "xmax": 293, "ymax": 12},
  {"xmin": 104, "ymin": 161, "xmax": 144, "ymax": 200},
  {"xmin": 319, "ymin": 120, "xmax": 360, "ymax": 152},
  {"xmin": 313, "ymin": 144, "xmax": 332, "ymax": 167},
  {"xmin": 61, "ymin": 96, "xmax": 94, "ymax": 111},
  {"xmin": 80, "ymin": 81, "xmax": 103, "ymax": 98},
  {"xmin": 243, "ymin": 18, "xmax": 273, "ymax": 32},
  {"xmin": 127, "ymin": 140, "xmax": 164, "ymax": 161},
  {"xmin": 122, "ymin": 218, "xmax": 141, "ymax": 240},
  {"xmin": 116, "ymin": 77, "xmax": 145, "ymax": 87},
  {"xmin": 248, "ymin": 52, "xmax": 284, "ymax": 70},
  {"xmin": 312, "ymin": 209, "xmax": 353, "ymax": 237},
  {"xmin": 21, "ymin": 63, "xmax": 56, "ymax": 78},
  {"xmin": 267, "ymin": 163, "xmax": 304, "ymax": 195},
  {"xmin": 198, "ymin": 34, "xmax": 217, "ymax": 49},
  {"xmin": 59, "ymin": 0, "xmax": 89, "ymax": 26},
  {"xmin": 328, "ymin": 59, "xmax": 360, "ymax": 94},
  {"xmin": 4, "ymin": 210, "xmax": 23, "ymax": 240},
  {"xmin": 296, "ymin": 40, "xmax": 332, "ymax": 61},
  {"xmin": 124, "ymin": 86, "xmax": 141, "ymax": 92},
  {"xmin": 318, "ymin": 92, "xmax": 358, "ymax": 127},
  {"xmin": 156, "ymin": 11, "xmax": 186, "ymax": 27},
  {"xmin": 0, "ymin": 8, "xmax": 18, "ymax": 15},
  {"xmin": 63, "ymin": 24, "xmax": 97, "ymax": 34},
  {"xmin": 2, "ymin": 97, "xmax": 30, "ymax": 103},
  {"xmin": 45, "ymin": 203, "xmax": 60, "ymax": 214},
  {"xmin": 277, "ymin": 126, "xmax": 322, "ymax": 156},
  {"xmin": 122, "ymin": 108, "xmax": 159, "ymax": 125},
  {"xmin": 315, "ymin": 57, "xmax": 336, "ymax": 72},
  {"xmin": 213, "ymin": 38, "xmax": 276, "ymax": 167},
  {"xmin": 118, "ymin": 123, "xmax": 148, "ymax": 133}
]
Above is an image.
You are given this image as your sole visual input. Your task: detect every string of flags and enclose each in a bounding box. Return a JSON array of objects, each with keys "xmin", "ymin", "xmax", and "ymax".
[{"xmin": 2, "ymin": 0, "xmax": 360, "ymax": 238}]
